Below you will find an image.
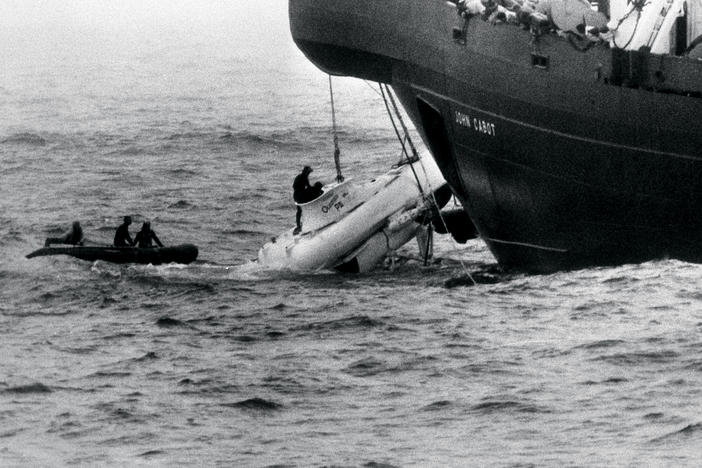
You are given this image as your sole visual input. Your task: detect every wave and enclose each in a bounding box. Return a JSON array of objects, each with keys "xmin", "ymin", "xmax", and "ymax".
[
  {"xmin": 232, "ymin": 335, "xmax": 257, "ymax": 342},
  {"xmin": 592, "ymin": 349, "xmax": 680, "ymax": 366},
  {"xmin": 573, "ymin": 339, "xmax": 626, "ymax": 350},
  {"xmin": 156, "ymin": 316, "xmax": 189, "ymax": 327},
  {"xmin": 344, "ymin": 357, "xmax": 386, "ymax": 377},
  {"xmin": 222, "ymin": 397, "xmax": 283, "ymax": 411},
  {"xmin": 101, "ymin": 332, "xmax": 137, "ymax": 340},
  {"xmin": 460, "ymin": 360, "xmax": 522, "ymax": 375},
  {"xmin": 176, "ymin": 378, "xmax": 240, "ymax": 395},
  {"xmin": 683, "ymin": 359, "xmax": 702, "ymax": 371},
  {"xmin": 138, "ymin": 450, "xmax": 166, "ymax": 458},
  {"xmin": 421, "ymin": 400, "xmax": 454, "ymax": 411},
  {"xmin": 98, "ymin": 432, "xmax": 157, "ymax": 447},
  {"xmin": 0, "ymin": 125, "xmax": 361, "ymax": 157},
  {"xmin": 87, "ymin": 371, "xmax": 132, "ymax": 378},
  {"xmin": 0, "ymin": 429, "xmax": 24, "ymax": 438},
  {"xmin": 1, "ymin": 132, "xmax": 47, "ymax": 146},
  {"xmin": 167, "ymin": 131, "xmax": 209, "ymax": 141},
  {"xmin": 53, "ymin": 345, "xmax": 98, "ymax": 355},
  {"xmin": 651, "ymin": 423, "xmax": 702, "ymax": 443},
  {"xmin": 469, "ymin": 399, "xmax": 551, "ymax": 415},
  {"xmin": 343, "ymin": 354, "xmax": 441, "ymax": 377},
  {"xmin": 296, "ymin": 314, "xmax": 384, "ymax": 332},
  {"xmin": 363, "ymin": 462, "xmax": 400, "ymax": 468},
  {"xmin": 582, "ymin": 376, "xmax": 628, "ymax": 385},
  {"xmin": 168, "ymin": 199, "xmax": 196, "ymax": 209},
  {"xmin": 215, "ymin": 127, "xmax": 394, "ymax": 152},
  {"xmin": 221, "ymin": 228, "xmax": 267, "ymax": 236},
  {"xmin": 133, "ymin": 351, "xmax": 159, "ymax": 362},
  {"xmin": 444, "ymin": 271, "xmax": 504, "ymax": 288},
  {"xmin": 3, "ymin": 382, "xmax": 52, "ymax": 394}
]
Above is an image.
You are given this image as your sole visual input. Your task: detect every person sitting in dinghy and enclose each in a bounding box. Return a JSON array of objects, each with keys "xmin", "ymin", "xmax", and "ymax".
[
  {"xmin": 293, "ymin": 165, "xmax": 324, "ymax": 234},
  {"xmin": 44, "ymin": 221, "xmax": 85, "ymax": 247},
  {"xmin": 134, "ymin": 222, "xmax": 164, "ymax": 248},
  {"xmin": 113, "ymin": 216, "xmax": 135, "ymax": 247}
]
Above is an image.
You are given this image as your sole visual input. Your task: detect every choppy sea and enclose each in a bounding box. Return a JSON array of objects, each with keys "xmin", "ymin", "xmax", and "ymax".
[{"xmin": 2, "ymin": 2, "xmax": 702, "ymax": 466}]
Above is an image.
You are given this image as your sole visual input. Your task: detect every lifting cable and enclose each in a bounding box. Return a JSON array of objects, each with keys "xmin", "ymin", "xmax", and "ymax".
[
  {"xmin": 328, "ymin": 75, "xmax": 344, "ymax": 183},
  {"xmin": 378, "ymin": 82, "xmax": 474, "ymax": 283},
  {"xmin": 384, "ymin": 84, "xmax": 420, "ymax": 164},
  {"xmin": 379, "ymin": 84, "xmax": 413, "ymax": 165},
  {"xmin": 379, "ymin": 83, "xmax": 425, "ymax": 198}
]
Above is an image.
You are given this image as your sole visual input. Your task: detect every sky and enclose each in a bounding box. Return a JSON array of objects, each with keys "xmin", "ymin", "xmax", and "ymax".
[
  {"xmin": 0, "ymin": 1, "xmax": 300, "ymax": 67},
  {"xmin": 0, "ymin": 1, "xmax": 287, "ymax": 31}
]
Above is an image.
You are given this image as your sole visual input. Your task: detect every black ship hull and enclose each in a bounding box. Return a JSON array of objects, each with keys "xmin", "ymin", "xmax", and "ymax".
[{"xmin": 290, "ymin": 0, "xmax": 702, "ymax": 272}]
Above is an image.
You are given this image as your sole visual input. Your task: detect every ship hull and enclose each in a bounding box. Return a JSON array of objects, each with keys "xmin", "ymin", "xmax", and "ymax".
[{"xmin": 289, "ymin": 0, "xmax": 702, "ymax": 272}]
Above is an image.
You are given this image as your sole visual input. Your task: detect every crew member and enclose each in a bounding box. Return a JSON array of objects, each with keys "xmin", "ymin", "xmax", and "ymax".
[
  {"xmin": 114, "ymin": 216, "xmax": 134, "ymax": 247},
  {"xmin": 134, "ymin": 221, "xmax": 164, "ymax": 248},
  {"xmin": 44, "ymin": 221, "xmax": 85, "ymax": 247},
  {"xmin": 293, "ymin": 165, "xmax": 323, "ymax": 234}
]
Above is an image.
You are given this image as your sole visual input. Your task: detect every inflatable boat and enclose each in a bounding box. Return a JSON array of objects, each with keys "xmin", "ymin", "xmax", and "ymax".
[{"xmin": 26, "ymin": 243, "xmax": 198, "ymax": 265}]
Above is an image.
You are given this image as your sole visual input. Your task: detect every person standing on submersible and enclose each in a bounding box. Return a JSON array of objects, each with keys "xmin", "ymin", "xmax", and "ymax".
[{"xmin": 292, "ymin": 165, "xmax": 323, "ymax": 235}]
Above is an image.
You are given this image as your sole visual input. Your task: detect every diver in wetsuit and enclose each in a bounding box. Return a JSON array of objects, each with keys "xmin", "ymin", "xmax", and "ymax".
[
  {"xmin": 134, "ymin": 222, "xmax": 164, "ymax": 248},
  {"xmin": 293, "ymin": 165, "xmax": 323, "ymax": 234},
  {"xmin": 44, "ymin": 221, "xmax": 85, "ymax": 247},
  {"xmin": 114, "ymin": 216, "xmax": 134, "ymax": 247}
]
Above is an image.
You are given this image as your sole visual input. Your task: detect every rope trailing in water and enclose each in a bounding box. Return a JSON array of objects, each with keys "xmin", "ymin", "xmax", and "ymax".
[{"xmin": 328, "ymin": 75, "xmax": 344, "ymax": 183}]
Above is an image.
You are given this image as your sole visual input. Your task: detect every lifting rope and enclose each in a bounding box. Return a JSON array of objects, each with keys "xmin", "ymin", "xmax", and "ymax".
[
  {"xmin": 378, "ymin": 82, "xmax": 475, "ymax": 284},
  {"xmin": 379, "ymin": 84, "xmax": 412, "ymax": 165},
  {"xmin": 381, "ymin": 84, "xmax": 420, "ymax": 164},
  {"xmin": 328, "ymin": 75, "xmax": 344, "ymax": 183},
  {"xmin": 379, "ymin": 84, "xmax": 425, "ymax": 198}
]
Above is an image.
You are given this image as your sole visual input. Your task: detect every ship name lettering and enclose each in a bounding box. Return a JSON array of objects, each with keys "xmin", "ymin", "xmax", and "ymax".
[
  {"xmin": 473, "ymin": 118, "xmax": 496, "ymax": 136},
  {"xmin": 455, "ymin": 110, "xmax": 472, "ymax": 129},
  {"xmin": 455, "ymin": 111, "xmax": 495, "ymax": 136}
]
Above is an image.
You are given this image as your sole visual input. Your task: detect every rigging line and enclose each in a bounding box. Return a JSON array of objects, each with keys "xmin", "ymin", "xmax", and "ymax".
[
  {"xmin": 380, "ymin": 86, "xmax": 472, "ymax": 282},
  {"xmin": 379, "ymin": 83, "xmax": 412, "ymax": 164},
  {"xmin": 328, "ymin": 75, "xmax": 344, "ymax": 183},
  {"xmin": 379, "ymin": 84, "xmax": 426, "ymax": 198},
  {"xmin": 378, "ymin": 84, "xmax": 472, "ymax": 282},
  {"xmin": 363, "ymin": 80, "xmax": 384, "ymax": 98},
  {"xmin": 384, "ymin": 84, "xmax": 420, "ymax": 162}
]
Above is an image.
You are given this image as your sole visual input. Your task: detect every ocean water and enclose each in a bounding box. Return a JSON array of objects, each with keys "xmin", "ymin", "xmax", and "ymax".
[{"xmin": 2, "ymin": 2, "xmax": 702, "ymax": 466}]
